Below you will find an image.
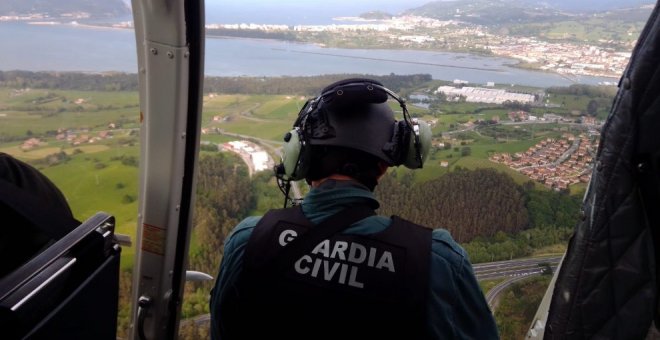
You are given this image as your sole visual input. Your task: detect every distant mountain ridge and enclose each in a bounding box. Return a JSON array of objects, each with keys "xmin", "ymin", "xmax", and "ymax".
[
  {"xmin": 404, "ymin": 0, "xmax": 653, "ymax": 26},
  {"xmin": 405, "ymin": 0, "xmax": 566, "ymax": 26},
  {"xmin": 525, "ymin": 0, "xmax": 654, "ymax": 12},
  {"xmin": 0, "ymin": 0, "xmax": 130, "ymax": 19}
]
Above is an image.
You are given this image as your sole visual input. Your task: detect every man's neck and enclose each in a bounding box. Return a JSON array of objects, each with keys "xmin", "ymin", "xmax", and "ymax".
[{"xmin": 310, "ymin": 174, "xmax": 355, "ymax": 188}]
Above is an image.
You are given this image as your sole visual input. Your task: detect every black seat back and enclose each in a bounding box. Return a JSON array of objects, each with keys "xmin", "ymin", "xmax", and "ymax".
[{"xmin": 0, "ymin": 212, "xmax": 120, "ymax": 340}]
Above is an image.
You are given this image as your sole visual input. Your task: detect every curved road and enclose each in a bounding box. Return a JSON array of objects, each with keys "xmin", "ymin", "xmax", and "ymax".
[
  {"xmin": 486, "ymin": 275, "xmax": 535, "ymax": 309},
  {"xmin": 214, "ymin": 130, "xmax": 302, "ymax": 200}
]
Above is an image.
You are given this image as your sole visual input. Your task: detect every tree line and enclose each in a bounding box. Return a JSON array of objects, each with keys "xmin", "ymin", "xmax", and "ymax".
[
  {"xmin": 207, "ymin": 28, "xmax": 298, "ymax": 41},
  {"xmin": 188, "ymin": 154, "xmax": 256, "ymax": 282},
  {"xmin": 203, "ymin": 73, "xmax": 433, "ymax": 95},
  {"xmin": 375, "ymin": 167, "xmax": 579, "ymax": 245},
  {"xmin": 185, "ymin": 159, "xmax": 579, "ymax": 269},
  {"xmin": 546, "ymin": 84, "xmax": 617, "ymax": 98},
  {"xmin": 0, "ymin": 70, "xmax": 432, "ymax": 95},
  {"xmin": 376, "ymin": 167, "xmax": 530, "ymax": 243},
  {"xmin": 116, "ymin": 153, "xmax": 258, "ymax": 338},
  {"xmin": 0, "ymin": 70, "xmax": 139, "ymax": 91}
]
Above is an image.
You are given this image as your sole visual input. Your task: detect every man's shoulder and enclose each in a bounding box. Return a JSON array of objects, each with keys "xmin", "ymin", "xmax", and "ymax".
[
  {"xmin": 224, "ymin": 216, "xmax": 262, "ymax": 253},
  {"xmin": 431, "ymin": 228, "xmax": 467, "ymax": 257},
  {"xmin": 390, "ymin": 216, "xmax": 468, "ymax": 272},
  {"xmin": 234, "ymin": 215, "xmax": 262, "ymax": 232},
  {"xmin": 430, "ymin": 228, "xmax": 469, "ymax": 273}
]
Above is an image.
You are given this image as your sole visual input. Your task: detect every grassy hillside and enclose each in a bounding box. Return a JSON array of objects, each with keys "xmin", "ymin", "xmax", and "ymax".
[
  {"xmin": 0, "ymin": 87, "xmax": 139, "ymax": 139},
  {"xmin": 406, "ymin": 0, "xmax": 567, "ymax": 25}
]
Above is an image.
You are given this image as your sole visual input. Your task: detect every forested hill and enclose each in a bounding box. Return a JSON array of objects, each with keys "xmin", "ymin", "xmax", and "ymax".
[
  {"xmin": 405, "ymin": 0, "xmax": 653, "ymax": 26},
  {"xmin": 376, "ymin": 168, "xmax": 581, "ymax": 243},
  {"xmin": 376, "ymin": 168, "xmax": 529, "ymax": 242},
  {"xmin": 0, "ymin": 0, "xmax": 130, "ymax": 19},
  {"xmin": 405, "ymin": 0, "xmax": 568, "ymax": 26},
  {"xmin": 189, "ymin": 154, "xmax": 256, "ymax": 278},
  {"xmin": 202, "ymin": 74, "xmax": 433, "ymax": 95}
]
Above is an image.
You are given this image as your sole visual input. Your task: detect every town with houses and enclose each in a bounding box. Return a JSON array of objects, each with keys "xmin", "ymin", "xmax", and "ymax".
[
  {"xmin": 20, "ymin": 124, "xmax": 118, "ymax": 151},
  {"xmin": 489, "ymin": 133, "xmax": 598, "ymax": 190}
]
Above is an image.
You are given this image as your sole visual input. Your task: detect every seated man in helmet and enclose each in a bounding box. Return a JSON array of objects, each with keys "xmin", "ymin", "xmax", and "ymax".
[
  {"xmin": 0, "ymin": 152, "xmax": 79, "ymax": 277},
  {"xmin": 210, "ymin": 78, "xmax": 498, "ymax": 340}
]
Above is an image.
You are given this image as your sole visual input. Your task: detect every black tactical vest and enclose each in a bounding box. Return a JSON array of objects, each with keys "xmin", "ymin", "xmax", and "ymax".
[{"xmin": 232, "ymin": 205, "xmax": 432, "ymax": 340}]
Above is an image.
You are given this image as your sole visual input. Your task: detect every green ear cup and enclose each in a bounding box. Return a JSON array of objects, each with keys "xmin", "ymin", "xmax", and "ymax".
[
  {"xmin": 403, "ymin": 119, "xmax": 432, "ymax": 169},
  {"xmin": 281, "ymin": 129, "xmax": 304, "ymax": 180}
]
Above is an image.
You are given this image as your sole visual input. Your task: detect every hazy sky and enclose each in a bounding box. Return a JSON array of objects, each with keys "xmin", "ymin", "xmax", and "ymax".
[
  {"xmin": 205, "ymin": 0, "xmax": 431, "ymax": 6},
  {"xmin": 203, "ymin": 0, "xmax": 653, "ymax": 8},
  {"xmin": 203, "ymin": 0, "xmax": 434, "ymax": 24},
  {"xmin": 205, "ymin": 0, "xmax": 432, "ymax": 16},
  {"xmin": 207, "ymin": 0, "xmax": 660, "ymax": 26}
]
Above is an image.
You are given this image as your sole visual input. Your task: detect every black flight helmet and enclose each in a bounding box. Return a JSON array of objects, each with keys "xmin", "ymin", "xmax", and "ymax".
[{"xmin": 305, "ymin": 78, "xmax": 398, "ymax": 166}]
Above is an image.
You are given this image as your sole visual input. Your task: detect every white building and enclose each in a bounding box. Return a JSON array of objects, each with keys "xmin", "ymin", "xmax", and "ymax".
[
  {"xmin": 435, "ymin": 86, "xmax": 535, "ymax": 104},
  {"xmin": 251, "ymin": 151, "xmax": 270, "ymax": 172}
]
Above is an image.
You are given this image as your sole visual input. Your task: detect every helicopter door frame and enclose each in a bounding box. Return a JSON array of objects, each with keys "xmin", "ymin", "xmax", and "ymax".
[{"xmin": 129, "ymin": 0, "xmax": 205, "ymax": 339}]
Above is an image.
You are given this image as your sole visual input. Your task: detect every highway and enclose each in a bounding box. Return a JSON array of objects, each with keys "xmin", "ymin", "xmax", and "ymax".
[
  {"xmin": 472, "ymin": 255, "xmax": 561, "ymax": 280},
  {"xmin": 475, "ymin": 255, "xmax": 562, "ymax": 311}
]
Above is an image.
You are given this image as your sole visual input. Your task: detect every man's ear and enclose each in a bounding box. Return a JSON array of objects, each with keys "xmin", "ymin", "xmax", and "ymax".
[{"xmin": 376, "ymin": 161, "xmax": 389, "ymax": 180}]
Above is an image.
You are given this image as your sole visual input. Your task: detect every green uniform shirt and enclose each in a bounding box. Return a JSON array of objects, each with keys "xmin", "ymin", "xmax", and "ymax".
[{"xmin": 211, "ymin": 180, "xmax": 499, "ymax": 339}]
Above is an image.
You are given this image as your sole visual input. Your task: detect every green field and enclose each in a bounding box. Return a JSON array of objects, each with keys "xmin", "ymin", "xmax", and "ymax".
[
  {"xmin": 542, "ymin": 20, "xmax": 641, "ymax": 46},
  {"xmin": 0, "ymin": 144, "xmax": 110, "ymax": 158},
  {"xmin": 0, "ymin": 87, "xmax": 139, "ymax": 138},
  {"xmin": 0, "ymin": 83, "xmax": 596, "ymax": 336},
  {"xmin": 508, "ymin": 17, "xmax": 644, "ymax": 50},
  {"xmin": 0, "ymin": 91, "xmax": 321, "ymax": 270},
  {"xmin": 1, "ymin": 86, "xmax": 594, "ymax": 271},
  {"xmin": 40, "ymin": 146, "xmax": 140, "ymax": 269},
  {"xmin": 202, "ymin": 94, "xmax": 305, "ymax": 141}
]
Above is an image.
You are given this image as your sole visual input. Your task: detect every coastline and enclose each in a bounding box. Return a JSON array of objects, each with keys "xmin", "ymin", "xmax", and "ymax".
[
  {"xmin": 203, "ymin": 31, "xmax": 622, "ymax": 81},
  {"xmin": 1, "ymin": 20, "xmax": 622, "ymax": 84},
  {"xmin": 510, "ymin": 61, "xmax": 620, "ymax": 83},
  {"xmin": 25, "ymin": 20, "xmax": 132, "ymax": 32}
]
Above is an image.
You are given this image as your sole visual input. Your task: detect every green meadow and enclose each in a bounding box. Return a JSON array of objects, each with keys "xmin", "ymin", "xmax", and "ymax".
[
  {"xmin": 202, "ymin": 94, "xmax": 305, "ymax": 140},
  {"xmin": 542, "ymin": 20, "xmax": 641, "ymax": 45},
  {"xmin": 40, "ymin": 146, "xmax": 140, "ymax": 268},
  {"xmin": 1, "ymin": 84, "xmax": 595, "ymax": 335},
  {"xmin": 0, "ymin": 90, "xmax": 315, "ymax": 269},
  {"xmin": 0, "ymin": 87, "xmax": 140, "ymax": 138},
  {"xmin": 1, "ymin": 86, "xmax": 593, "ymax": 270}
]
